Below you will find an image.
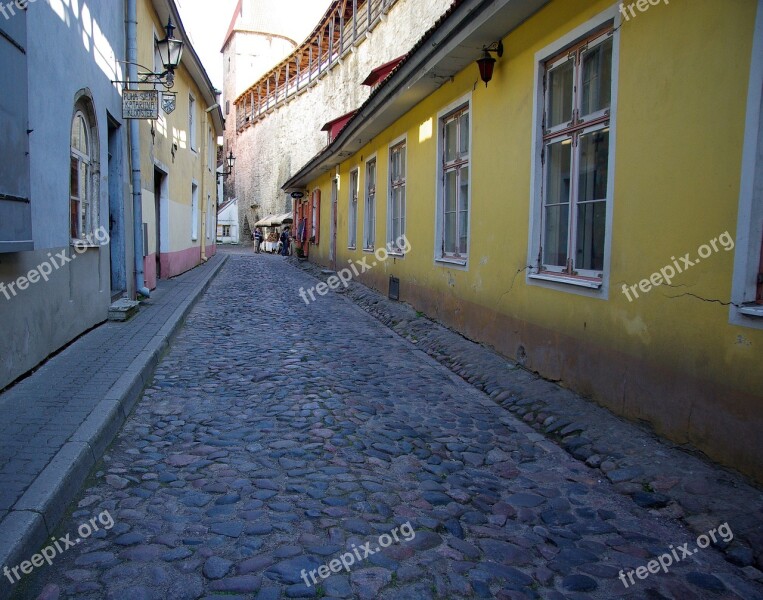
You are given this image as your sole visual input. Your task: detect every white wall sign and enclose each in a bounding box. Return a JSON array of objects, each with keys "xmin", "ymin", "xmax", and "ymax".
[{"xmin": 123, "ymin": 89, "xmax": 159, "ymax": 119}]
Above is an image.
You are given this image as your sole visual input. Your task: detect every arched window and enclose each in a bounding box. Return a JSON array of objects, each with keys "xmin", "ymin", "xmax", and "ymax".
[{"xmin": 70, "ymin": 102, "xmax": 98, "ymax": 240}]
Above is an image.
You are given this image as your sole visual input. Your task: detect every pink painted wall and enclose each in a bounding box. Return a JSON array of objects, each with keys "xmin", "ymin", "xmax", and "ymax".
[
  {"xmin": 144, "ymin": 246, "xmax": 203, "ymax": 291},
  {"xmin": 161, "ymin": 246, "xmax": 201, "ymax": 279},
  {"xmin": 144, "ymin": 255, "xmax": 157, "ymax": 291}
]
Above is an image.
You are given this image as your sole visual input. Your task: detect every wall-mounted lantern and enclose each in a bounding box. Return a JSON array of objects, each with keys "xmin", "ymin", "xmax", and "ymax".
[
  {"xmin": 156, "ymin": 17, "xmax": 184, "ymax": 87},
  {"xmin": 114, "ymin": 17, "xmax": 184, "ymax": 90},
  {"xmin": 217, "ymin": 151, "xmax": 236, "ymax": 181},
  {"xmin": 477, "ymin": 41, "xmax": 504, "ymax": 87}
]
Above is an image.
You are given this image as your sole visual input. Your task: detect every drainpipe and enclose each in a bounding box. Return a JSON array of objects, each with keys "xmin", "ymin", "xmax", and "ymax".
[
  {"xmin": 127, "ymin": 0, "xmax": 150, "ymax": 297},
  {"xmin": 202, "ymin": 103, "xmax": 220, "ymax": 263},
  {"xmin": 200, "ymin": 109, "xmax": 208, "ymax": 263}
]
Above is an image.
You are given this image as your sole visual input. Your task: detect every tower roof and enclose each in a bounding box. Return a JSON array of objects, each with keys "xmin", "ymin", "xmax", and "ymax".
[{"xmin": 222, "ymin": 0, "xmax": 331, "ymax": 51}]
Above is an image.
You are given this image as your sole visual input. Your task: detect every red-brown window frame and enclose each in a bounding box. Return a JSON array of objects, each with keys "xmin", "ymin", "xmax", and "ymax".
[
  {"xmin": 441, "ymin": 106, "xmax": 470, "ymax": 259},
  {"xmin": 364, "ymin": 158, "xmax": 377, "ymax": 250},
  {"xmin": 348, "ymin": 168, "xmax": 359, "ymax": 249},
  {"xmin": 538, "ymin": 26, "xmax": 613, "ymax": 281},
  {"xmin": 311, "ymin": 189, "xmax": 321, "ymax": 245},
  {"xmin": 389, "ymin": 141, "xmax": 406, "ymax": 251}
]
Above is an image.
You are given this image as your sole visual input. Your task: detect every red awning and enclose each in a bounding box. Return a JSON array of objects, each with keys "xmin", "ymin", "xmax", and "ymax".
[
  {"xmin": 361, "ymin": 55, "xmax": 407, "ymax": 87},
  {"xmin": 321, "ymin": 110, "xmax": 358, "ymax": 143}
]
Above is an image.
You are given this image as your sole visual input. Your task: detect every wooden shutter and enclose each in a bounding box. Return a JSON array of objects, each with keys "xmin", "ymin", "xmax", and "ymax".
[
  {"xmin": 0, "ymin": 12, "xmax": 33, "ymax": 252},
  {"xmin": 305, "ymin": 197, "xmax": 311, "ymax": 243}
]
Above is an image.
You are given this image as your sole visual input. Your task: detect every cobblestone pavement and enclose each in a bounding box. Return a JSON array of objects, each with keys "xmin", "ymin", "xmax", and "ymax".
[
  {"xmin": 0, "ymin": 254, "xmax": 225, "ymax": 519},
  {"xmin": 291, "ymin": 257, "xmax": 763, "ymax": 572},
  {"xmin": 16, "ymin": 250, "xmax": 763, "ymax": 600}
]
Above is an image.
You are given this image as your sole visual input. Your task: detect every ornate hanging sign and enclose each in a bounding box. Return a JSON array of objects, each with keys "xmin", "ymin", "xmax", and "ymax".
[{"xmin": 162, "ymin": 92, "xmax": 177, "ymax": 114}]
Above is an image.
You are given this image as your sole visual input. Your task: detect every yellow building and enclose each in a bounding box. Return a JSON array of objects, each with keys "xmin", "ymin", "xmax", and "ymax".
[
  {"xmin": 285, "ymin": 0, "xmax": 763, "ymax": 480},
  {"xmin": 136, "ymin": 0, "xmax": 223, "ymax": 288}
]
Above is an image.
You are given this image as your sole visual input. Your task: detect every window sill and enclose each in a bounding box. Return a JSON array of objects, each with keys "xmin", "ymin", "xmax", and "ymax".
[
  {"xmin": 387, "ymin": 251, "xmax": 405, "ymax": 258},
  {"xmin": 436, "ymin": 256, "xmax": 467, "ymax": 267},
  {"xmin": 739, "ymin": 305, "xmax": 763, "ymax": 318},
  {"xmin": 528, "ymin": 272, "xmax": 602, "ymax": 289},
  {"xmin": 70, "ymin": 240, "xmax": 103, "ymax": 249},
  {"xmin": 347, "ymin": 245, "xmax": 356, "ymax": 250},
  {"xmin": 362, "ymin": 247, "xmax": 375, "ymax": 253}
]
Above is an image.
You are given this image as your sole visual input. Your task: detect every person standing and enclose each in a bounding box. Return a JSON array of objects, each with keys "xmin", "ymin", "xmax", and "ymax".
[
  {"xmin": 280, "ymin": 226, "xmax": 291, "ymax": 256},
  {"xmin": 254, "ymin": 227, "xmax": 263, "ymax": 253}
]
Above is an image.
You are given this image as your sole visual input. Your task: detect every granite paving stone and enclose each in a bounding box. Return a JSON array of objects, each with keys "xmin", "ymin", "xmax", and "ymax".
[
  {"xmin": 14, "ymin": 248, "xmax": 763, "ymax": 600},
  {"xmin": 293, "ymin": 256, "xmax": 763, "ymax": 574}
]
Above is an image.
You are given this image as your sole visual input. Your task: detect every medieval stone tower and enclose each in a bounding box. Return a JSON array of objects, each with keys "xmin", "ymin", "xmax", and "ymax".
[{"xmin": 221, "ymin": 0, "xmax": 330, "ymax": 240}]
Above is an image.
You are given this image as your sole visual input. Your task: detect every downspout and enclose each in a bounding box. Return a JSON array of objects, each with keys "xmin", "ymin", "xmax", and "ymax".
[
  {"xmin": 200, "ymin": 109, "xmax": 208, "ymax": 263},
  {"xmin": 202, "ymin": 103, "xmax": 220, "ymax": 263},
  {"xmin": 127, "ymin": 0, "xmax": 150, "ymax": 297}
]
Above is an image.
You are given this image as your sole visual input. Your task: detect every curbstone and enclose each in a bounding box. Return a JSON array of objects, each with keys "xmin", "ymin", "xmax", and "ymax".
[
  {"xmin": 14, "ymin": 442, "xmax": 94, "ymax": 535},
  {"xmin": 69, "ymin": 399, "xmax": 125, "ymax": 461},
  {"xmin": 0, "ymin": 511, "xmax": 47, "ymax": 600},
  {"xmin": 0, "ymin": 254, "xmax": 229, "ymax": 600}
]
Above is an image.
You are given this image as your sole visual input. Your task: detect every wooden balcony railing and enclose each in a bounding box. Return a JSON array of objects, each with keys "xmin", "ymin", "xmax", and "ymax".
[{"xmin": 235, "ymin": 0, "xmax": 398, "ymax": 132}]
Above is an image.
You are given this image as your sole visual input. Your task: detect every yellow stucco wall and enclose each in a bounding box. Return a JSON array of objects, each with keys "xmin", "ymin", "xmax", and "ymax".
[
  {"xmin": 305, "ymin": 0, "xmax": 763, "ymax": 478},
  {"xmin": 136, "ymin": 0, "xmax": 218, "ymax": 269}
]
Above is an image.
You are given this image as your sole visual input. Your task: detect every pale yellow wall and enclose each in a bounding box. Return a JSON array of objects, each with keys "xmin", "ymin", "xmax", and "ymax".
[{"xmin": 137, "ymin": 0, "xmax": 219, "ymax": 258}]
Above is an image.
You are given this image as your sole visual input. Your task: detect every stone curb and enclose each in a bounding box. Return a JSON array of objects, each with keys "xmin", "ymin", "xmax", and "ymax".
[
  {"xmin": 0, "ymin": 254, "xmax": 228, "ymax": 600},
  {"xmin": 288, "ymin": 257, "xmax": 763, "ymax": 574}
]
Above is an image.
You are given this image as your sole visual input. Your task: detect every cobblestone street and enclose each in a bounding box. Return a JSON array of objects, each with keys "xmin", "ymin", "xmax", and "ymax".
[{"xmin": 16, "ymin": 250, "xmax": 763, "ymax": 600}]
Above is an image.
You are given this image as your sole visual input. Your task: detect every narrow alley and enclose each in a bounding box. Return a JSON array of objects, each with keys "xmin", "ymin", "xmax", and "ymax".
[{"xmin": 15, "ymin": 250, "xmax": 762, "ymax": 600}]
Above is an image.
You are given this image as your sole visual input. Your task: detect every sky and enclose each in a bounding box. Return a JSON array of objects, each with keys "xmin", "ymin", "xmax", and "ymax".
[
  {"xmin": 175, "ymin": 1, "xmax": 331, "ymax": 92},
  {"xmin": 175, "ymin": 0, "xmax": 239, "ymax": 91}
]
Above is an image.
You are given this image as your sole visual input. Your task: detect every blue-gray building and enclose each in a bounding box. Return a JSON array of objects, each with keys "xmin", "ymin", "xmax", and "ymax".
[{"xmin": 0, "ymin": 1, "xmax": 133, "ymax": 389}]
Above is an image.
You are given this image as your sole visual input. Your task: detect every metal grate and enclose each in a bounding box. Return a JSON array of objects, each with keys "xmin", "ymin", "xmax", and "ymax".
[{"xmin": 389, "ymin": 276, "xmax": 400, "ymax": 301}]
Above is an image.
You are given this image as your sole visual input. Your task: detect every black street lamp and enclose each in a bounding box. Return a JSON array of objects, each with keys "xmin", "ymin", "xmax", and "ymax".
[
  {"xmin": 156, "ymin": 17, "xmax": 184, "ymax": 88},
  {"xmin": 114, "ymin": 16, "xmax": 184, "ymax": 90},
  {"xmin": 217, "ymin": 151, "xmax": 236, "ymax": 181}
]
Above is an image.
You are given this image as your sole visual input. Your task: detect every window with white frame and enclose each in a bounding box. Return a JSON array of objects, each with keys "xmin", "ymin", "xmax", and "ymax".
[
  {"xmin": 70, "ymin": 109, "xmax": 98, "ymax": 240},
  {"xmin": 189, "ymin": 94, "xmax": 197, "ymax": 151},
  {"xmin": 438, "ymin": 105, "xmax": 470, "ymax": 260},
  {"xmin": 191, "ymin": 183, "xmax": 199, "ymax": 240},
  {"xmin": 389, "ymin": 141, "xmax": 406, "ymax": 252},
  {"xmin": 348, "ymin": 168, "xmax": 358, "ymax": 248},
  {"xmin": 364, "ymin": 158, "xmax": 376, "ymax": 250},
  {"xmin": 537, "ymin": 28, "xmax": 613, "ymax": 280},
  {"xmin": 311, "ymin": 190, "xmax": 318, "ymax": 241}
]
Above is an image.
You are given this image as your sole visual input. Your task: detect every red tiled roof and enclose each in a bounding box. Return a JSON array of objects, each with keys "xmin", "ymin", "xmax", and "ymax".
[{"xmin": 221, "ymin": 0, "xmax": 244, "ymax": 51}]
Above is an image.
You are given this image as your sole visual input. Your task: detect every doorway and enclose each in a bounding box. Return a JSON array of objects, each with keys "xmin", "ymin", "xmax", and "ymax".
[
  {"xmin": 153, "ymin": 167, "xmax": 167, "ymax": 280},
  {"xmin": 107, "ymin": 117, "xmax": 125, "ymax": 298}
]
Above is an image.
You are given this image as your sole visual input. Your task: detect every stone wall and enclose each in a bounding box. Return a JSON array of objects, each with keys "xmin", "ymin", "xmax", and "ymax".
[{"xmin": 227, "ymin": 0, "xmax": 453, "ymax": 239}]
